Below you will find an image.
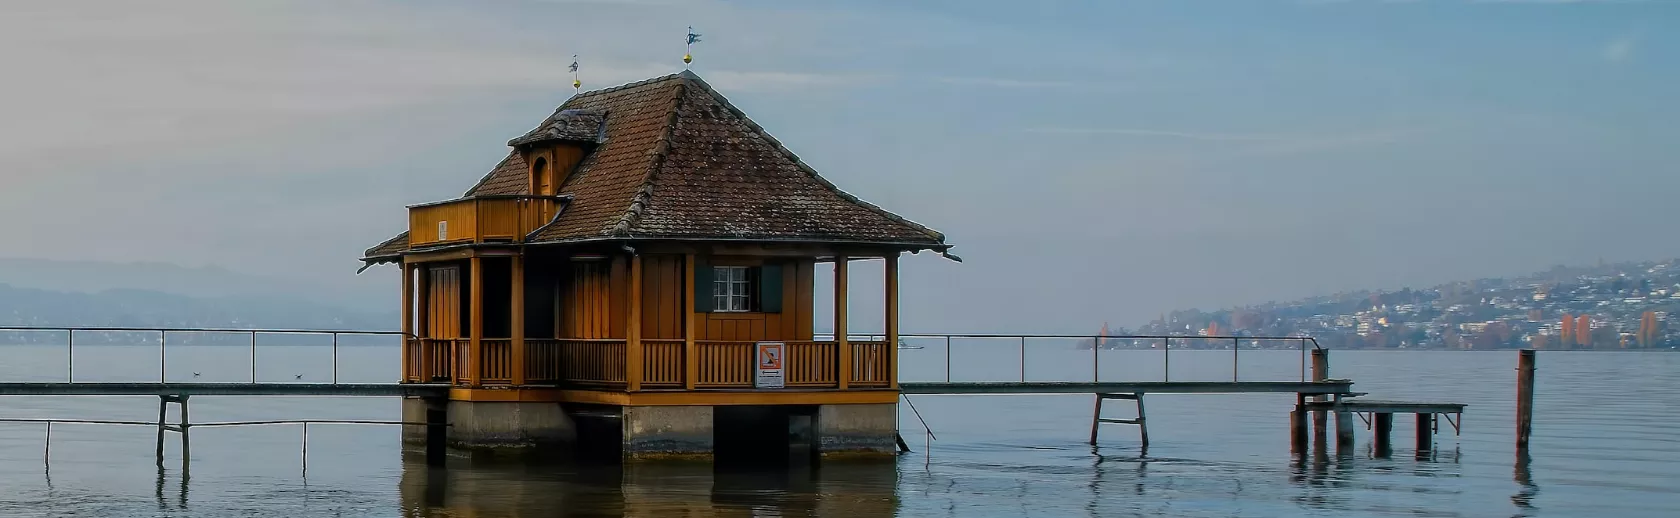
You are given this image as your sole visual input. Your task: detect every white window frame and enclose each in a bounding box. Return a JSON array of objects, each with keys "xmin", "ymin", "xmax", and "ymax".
[{"xmin": 712, "ymin": 266, "xmax": 755, "ymax": 312}]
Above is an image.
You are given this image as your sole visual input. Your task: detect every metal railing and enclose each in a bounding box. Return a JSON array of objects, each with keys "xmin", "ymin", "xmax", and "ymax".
[
  {"xmin": 842, "ymin": 333, "xmax": 1324, "ymax": 384},
  {"xmin": 0, "ymin": 417, "xmax": 440, "ymax": 472},
  {"xmin": 0, "ymin": 326, "xmax": 410, "ymax": 385}
]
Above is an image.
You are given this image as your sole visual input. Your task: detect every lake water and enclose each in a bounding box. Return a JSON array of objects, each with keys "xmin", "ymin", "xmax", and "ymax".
[{"xmin": 0, "ymin": 340, "xmax": 1674, "ymax": 517}]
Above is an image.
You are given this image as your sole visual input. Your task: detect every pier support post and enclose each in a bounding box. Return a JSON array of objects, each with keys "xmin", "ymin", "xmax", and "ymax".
[
  {"xmin": 1290, "ymin": 394, "xmax": 1308, "ymax": 454},
  {"xmin": 1310, "ymin": 349, "xmax": 1328, "ymax": 435},
  {"xmin": 1516, "ymin": 349, "xmax": 1536, "ymax": 451},
  {"xmin": 1335, "ymin": 410, "xmax": 1355, "ymax": 452},
  {"xmin": 1373, "ymin": 412, "xmax": 1393, "ymax": 457},
  {"xmin": 155, "ymin": 396, "xmax": 167, "ymax": 465},
  {"xmin": 1415, "ymin": 413, "xmax": 1433, "ymax": 455}
]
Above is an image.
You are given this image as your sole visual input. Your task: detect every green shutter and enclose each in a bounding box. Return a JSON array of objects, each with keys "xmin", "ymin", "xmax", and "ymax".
[
  {"xmin": 759, "ymin": 263, "xmax": 784, "ymax": 313},
  {"xmin": 692, "ymin": 257, "xmax": 713, "ymax": 313}
]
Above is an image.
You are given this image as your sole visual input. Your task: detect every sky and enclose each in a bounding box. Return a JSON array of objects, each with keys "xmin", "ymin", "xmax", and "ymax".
[{"xmin": 0, "ymin": 0, "xmax": 1675, "ymax": 333}]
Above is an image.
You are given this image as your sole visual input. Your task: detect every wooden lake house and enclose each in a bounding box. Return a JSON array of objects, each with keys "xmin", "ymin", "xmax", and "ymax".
[{"xmin": 360, "ymin": 71, "xmax": 952, "ymax": 459}]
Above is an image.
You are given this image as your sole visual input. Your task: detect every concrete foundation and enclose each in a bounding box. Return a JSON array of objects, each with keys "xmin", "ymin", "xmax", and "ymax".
[
  {"xmin": 447, "ymin": 400, "xmax": 577, "ymax": 452},
  {"xmin": 816, "ymin": 403, "xmax": 898, "ymax": 457},
  {"xmin": 401, "ymin": 396, "xmax": 446, "ymax": 448},
  {"xmin": 622, "ymin": 405, "xmax": 714, "ymax": 460}
]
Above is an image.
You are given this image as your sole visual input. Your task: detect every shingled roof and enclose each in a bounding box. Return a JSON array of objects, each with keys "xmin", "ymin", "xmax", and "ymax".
[{"xmin": 362, "ymin": 70, "xmax": 947, "ymax": 264}]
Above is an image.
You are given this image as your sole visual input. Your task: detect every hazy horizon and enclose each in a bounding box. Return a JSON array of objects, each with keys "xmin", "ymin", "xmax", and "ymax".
[{"xmin": 3, "ymin": 0, "xmax": 1675, "ymax": 333}]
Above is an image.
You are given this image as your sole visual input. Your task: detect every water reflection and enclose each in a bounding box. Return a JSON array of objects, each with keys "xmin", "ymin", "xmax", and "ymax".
[
  {"xmin": 1511, "ymin": 450, "xmax": 1538, "ymax": 517},
  {"xmin": 397, "ymin": 458, "xmax": 899, "ymax": 517}
]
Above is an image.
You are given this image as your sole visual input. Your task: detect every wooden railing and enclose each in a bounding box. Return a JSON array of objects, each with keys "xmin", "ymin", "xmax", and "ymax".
[
  {"xmin": 407, "ymin": 196, "xmax": 565, "ymax": 247},
  {"xmin": 641, "ymin": 340, "xmax": 686, "ymax": 388},
  {"xmin": 402, "ymin": 337, "xmax": 891, "ymax": 391},
  {"xmin": 557, "ymin": 339, "xmax": 626, "ymax": 389}
]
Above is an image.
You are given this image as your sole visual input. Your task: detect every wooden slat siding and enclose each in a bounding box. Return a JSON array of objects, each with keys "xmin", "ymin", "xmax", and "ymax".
[
  {"xmin": 848, "ymin": 341, "xmax": 890, "ymax": 387},
  {"xmin": 695, "ymin": 341, "xmax": 754, "ymax": 388},
  {"xmin": 409, "ymin": 199, "xmax": 479, "ymax": 246},
  {"xmin": 640, "ymin": 255, "xmax": 684, "ymax": 340},
  {"xmin": 511, "ymin": 255, "xmax": 525, "ymax": 385},
  {"xmin": 563, "ymin": 261, "xmax": 616, "ymax": 339},
  {"xmin": 427, "ymin": 266, "xmax": 461, "ymax": 339},
  {"xmin": 641, "ymin": 340, "xmax": 685, "ymax": 388},
  {"xmin": 556, "ymin": 339, "xmax": 627, "ymax": 389},
  {"xmin": 610, "ymin": 257, "xmax": 628, "ymax": 339},
  {"xmin": 691, "ymin": 258, "xmax": 816, "ymax": 342},
  {"xmin": 524, "ymin": 338, "xmax": 563, "ymax": 384},
  {"xmin": 475, "ymin": 198, "xmax": 521, "ymax": 241}
]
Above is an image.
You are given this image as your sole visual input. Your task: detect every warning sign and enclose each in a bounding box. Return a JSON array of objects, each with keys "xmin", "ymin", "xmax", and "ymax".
[{"xmin": 755, "ymin": 341, "xmax": 785, "ymax": 389}]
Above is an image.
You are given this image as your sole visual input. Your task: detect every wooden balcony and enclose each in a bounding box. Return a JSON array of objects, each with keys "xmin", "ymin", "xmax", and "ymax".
[
  {"xmin": 406, "ymin": 195, "xmax": 565, "ymax": 248},
  {"xmin": 403, "ymin": 338, "xmax": 892, "ymax": 391}
]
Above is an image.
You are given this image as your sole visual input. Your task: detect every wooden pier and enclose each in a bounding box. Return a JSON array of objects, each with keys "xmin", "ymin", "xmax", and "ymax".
[{"xmin": 1302, "ymin": 397, "xmax": 1465, "ymax": 456}]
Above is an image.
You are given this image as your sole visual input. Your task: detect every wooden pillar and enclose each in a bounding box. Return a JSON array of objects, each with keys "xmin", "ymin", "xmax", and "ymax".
[
  {"xmin": 401, "ymin": 263, "xmax": 413, "ymax": 382},
  {"xmin": 885, "ymin": 254, "xmax": 900, "ymax": 390},
  {"xmin": 1335, "ymin": 410, "xmax": 1355, "ymax": 452},
  {"xmin": 626, "ymin": 254, "xmax": 643, "ymax": 392},
  {"xmin": 1290, "ymin": 393, "xmax": 1308, "ymax": 454},
  {"xmin": 416, "ymin": 263, "xmax": 431, "ymax": 380},
  {"xmin": 834, "ymin": 256, "xmax": 850, "ymax": 390},
  {"xmin": 1374, "ymin": 412, "xmax": 1393, "ymax": 457},
  {"xmin": 469, "ymin": 255, "xmax": 483, "ymax": 387},
  {"xmin": 1517, "ymin": 349, "xmax": 1536, "ymax": 451},
  {"xmin": 1311, "ymin": 349, "xmax": 1328, "ymax": 438},
  {"xmin": 511, "ymin": 255, "xmax": 526, "ymax": 386},
  {"xmin": 1415, "ymin": 413, "xmax": 1433, "ymax": 453},
  {"xmin": 684, "ymin": 253, "xmax": 698, "ymax": 390}
]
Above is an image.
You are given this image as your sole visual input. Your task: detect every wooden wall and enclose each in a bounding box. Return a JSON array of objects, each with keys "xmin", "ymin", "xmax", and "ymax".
[
  {"xmin": 551, "ymin": 254, "xmax": 815, "ymax": 343},
  {"xmin": 692, "ymin": 258, "xmax": 815, "ymax": 342},
  {"xmin": 426, "ymin": 264, "xmax": 463, "ymax": 339}
]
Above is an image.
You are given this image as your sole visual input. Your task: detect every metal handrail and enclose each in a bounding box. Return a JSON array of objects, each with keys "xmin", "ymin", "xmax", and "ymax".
[{"xmin": 0, "ymin": 326, "xmax": 410, "ymax": 385}]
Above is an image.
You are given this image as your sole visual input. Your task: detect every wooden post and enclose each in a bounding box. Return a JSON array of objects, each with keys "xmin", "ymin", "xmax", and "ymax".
[
  {"xmin": 1336, "ymin": 409, "xmax": 1355, "ymax": 451},
  {"xmin": 415, "ymin": 264, "xmax": 431, "ymax": 381},
  {"xmin": 885, "ymin": 254, "xmax": 900, "ymax": 390},
  {"xmin": 1517, "ymin": 349, "xmax": 1536, "ymax": 451},
  {"xmin": 1088, "ymin": 394, "xmax": 1103, "ymax": 445},
  {"xmin": 1311, "ymin": 349, "xmax": 1328, "ymax": 439},
  {"xmin": 1135, "ymin": 394, "xmax": 1149, "ymax": 449},
  {"xmin": 155, "ymin": 395, "xmax": 167, "ymax": 465},
  {"xmin": 1415, "ymin": 413, "xmax": 1433, "ymax": 453},
  {"xmin": 684, "ymin": 253, "xmax": 698, "ymax": 390},
  {"xmin": 1290, "ymin": 393, "xmax": 1308, "ymax": 454},
  {"xmin": 1374, "ymin": 412, "xmax": 1393, "ymax": 457},
  {"xmin": 401, "ymin": 263, "xmax": 413, "ymax": 382},
  {"xmin": 469, "ymin": 256, "xmax": 483, "ymax": 387},
  {"xmin": 835, "ymin": 256, "xmax": 850, "ymax": 390},
  {"xmin": 626, "ymin": 254, "xmax": 643, "ymax": 392},
  {"xmin": 511, "ymin": 255, "xmax": 526, "ymax": 386}
]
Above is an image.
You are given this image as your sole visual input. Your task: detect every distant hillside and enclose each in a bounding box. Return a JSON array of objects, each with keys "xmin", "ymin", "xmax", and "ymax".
[
  {"xmin": 1124, "ymin": 258, "xmax": 1680, "ymax": 350},
  {"xmin": 0, "ymin": 257, "xmax": 385, "ymax": 309},
  {"xmin": 0, "ymin": 283, "xmax": 396, "ymax": 344}
]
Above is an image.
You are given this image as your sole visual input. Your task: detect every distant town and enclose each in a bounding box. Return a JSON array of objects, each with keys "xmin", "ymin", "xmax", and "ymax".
[{"xmin": 1106, "ymin": 258, "xmax": 1680, "ymax": 351}]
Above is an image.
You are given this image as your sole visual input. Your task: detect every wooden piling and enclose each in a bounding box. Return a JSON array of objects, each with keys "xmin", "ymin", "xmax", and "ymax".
[
  {"xmin": 155, "ymin": 396, "xmax": 167, "ymax": 465},
  {"xmin": 1290, "ymin": 394, "xmax": 1308, "ymax": 453},
  {"xmin": 1335, "ymin": 410, "xmax": 1355, "ymax": 451},
  {"xmin": 1088, "ymin": 394, "xmax": 1103, "ymax": 445},
  {"xmin": 1310, "ymin": 349, "xmax": 1328, "ymax": 439},
  {"xmin": 1516, "ymin": 349, "xmax": 1536, "ymax": 451},
  {"xmin": 1415, "ymin": 413, "xmax": 1432, "ymax": 453},
  {"xmin": 1373, "ymin": 412, "xmax": 1393, "ymax": 457},
  {"xmin": 425, "ymin": 408, "xmax": 447, "ymax": 466}
]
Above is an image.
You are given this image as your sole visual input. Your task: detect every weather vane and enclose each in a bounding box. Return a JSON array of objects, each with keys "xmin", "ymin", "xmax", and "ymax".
[
  {"xmin": 569, "ymin": 55, "xmax": 581, "ymax": 93},
  {"xmin": 684, "ymin": 26, "xmax": 701, "ymax": 68}
]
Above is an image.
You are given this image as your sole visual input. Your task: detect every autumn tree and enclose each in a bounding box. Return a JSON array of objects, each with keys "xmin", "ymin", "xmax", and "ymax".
[
  {"xmin": 1576, "ymin": 314, "xmax": 1592, "ymax": 348},
  {"xmin": 1561, "ymin": 313, "xmax": 1575, "ymax": 348}
]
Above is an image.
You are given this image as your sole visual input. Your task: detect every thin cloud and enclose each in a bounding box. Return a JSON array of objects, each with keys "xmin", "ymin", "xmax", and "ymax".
[
  {"xmin": 934, "ymin": 76, "xmax": 1091, "ymax": 89},
  {"xmin": 1026, "ymin": 127, "xmax": 1304, "ymax": 142}
]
